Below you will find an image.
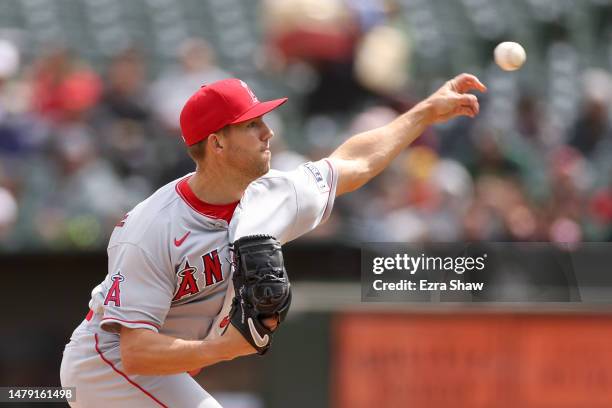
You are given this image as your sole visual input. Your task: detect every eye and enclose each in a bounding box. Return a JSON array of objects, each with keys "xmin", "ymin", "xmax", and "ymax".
[{"xmin": 247, "ymin": 121, "xmax": 258, "ymax": 129}]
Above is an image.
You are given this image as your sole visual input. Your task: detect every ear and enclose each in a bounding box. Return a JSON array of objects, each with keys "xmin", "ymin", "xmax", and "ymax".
[{"xmin": 208, "ymin": 132, "xmax": 224, "ymax": 154}]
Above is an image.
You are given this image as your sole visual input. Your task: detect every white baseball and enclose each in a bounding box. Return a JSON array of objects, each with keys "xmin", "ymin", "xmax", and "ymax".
[{"xmin": 494, "ymin": 41, "xmax": 526, "ymax": 71}]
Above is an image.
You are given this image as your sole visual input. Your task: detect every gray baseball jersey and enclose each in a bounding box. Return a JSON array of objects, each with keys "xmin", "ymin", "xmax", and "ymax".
[{"xmin": 60, "ymin": 159, "xmax": 337, "ymax": 408}]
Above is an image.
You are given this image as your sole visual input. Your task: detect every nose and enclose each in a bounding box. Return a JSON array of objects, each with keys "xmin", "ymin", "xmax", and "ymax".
[{"xmin": 261, "ymin": 122, "xmax": 274, "ymax": 142}]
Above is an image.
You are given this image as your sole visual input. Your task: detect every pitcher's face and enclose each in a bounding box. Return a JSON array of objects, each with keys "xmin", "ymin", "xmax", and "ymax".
[{"xmin": 222, "ymin": 117, "xmax": 274, "ymax": 180}]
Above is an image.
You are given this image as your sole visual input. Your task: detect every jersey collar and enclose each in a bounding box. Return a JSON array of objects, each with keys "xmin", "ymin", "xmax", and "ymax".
[{"xmin": 175, "ymin": 176, "xmax": 239, "ymax": 223}]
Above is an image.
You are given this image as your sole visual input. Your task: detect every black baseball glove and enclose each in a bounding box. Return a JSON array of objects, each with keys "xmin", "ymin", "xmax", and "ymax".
[{"xmin": 228, "ymin": 235, "xmax": 291, "ymax": 355}]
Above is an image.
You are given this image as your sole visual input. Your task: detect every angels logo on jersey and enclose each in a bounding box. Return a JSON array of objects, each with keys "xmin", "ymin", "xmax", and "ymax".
[
  {"xmin": 104, "ymin": 271, "xmax": 124, "ymax": 306},
  {"xmin": 173, "ymin": 260, "xmax": 199, "ymax": 301},
  {"xmin": 173, "ymin": 249, "xmax": 225, "ymax": 302}
]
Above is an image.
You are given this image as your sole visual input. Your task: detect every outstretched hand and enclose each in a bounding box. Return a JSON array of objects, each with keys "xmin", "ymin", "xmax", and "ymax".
[{"xmin": 423, "ymin": 73, "xmax": 487, "ymax": 124}]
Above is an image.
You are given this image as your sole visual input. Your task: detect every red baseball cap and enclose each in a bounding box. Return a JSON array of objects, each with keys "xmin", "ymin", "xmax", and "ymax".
[{"xmin": 179, "ymin": 78, "xmax": 288, "ymax": 146}]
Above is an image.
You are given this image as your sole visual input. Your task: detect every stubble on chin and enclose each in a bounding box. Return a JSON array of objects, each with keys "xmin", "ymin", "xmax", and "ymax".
[
  {"xmin": 228, "ymin": 145, "xmax": 270, "ymax": 180},
  {"xmin": 255, "ymin": 157, "xmax": 270, "ymax": 178},
  {"xmin": 238, "ymin": 155, "xmax": 269, "ymax": 181}
]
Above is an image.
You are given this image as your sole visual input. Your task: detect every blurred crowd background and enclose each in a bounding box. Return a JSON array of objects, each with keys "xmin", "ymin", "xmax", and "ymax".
[{"xmin": 0, "ymin": 0, "xmax": 611, "ymax": 251}]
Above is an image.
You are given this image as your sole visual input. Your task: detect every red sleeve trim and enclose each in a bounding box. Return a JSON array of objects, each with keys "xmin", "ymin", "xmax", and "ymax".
[
  {"xmin": 101, "ymin": 317, "xmax": 160, "ymax": 330},
  {"xmin": 94, "ymin": 334, "xmax": 168, "ymax": 408}
]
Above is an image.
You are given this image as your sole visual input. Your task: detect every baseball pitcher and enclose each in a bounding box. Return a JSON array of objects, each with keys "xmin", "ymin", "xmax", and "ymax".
[{"xmin": 60, "ymin": 75, "xmax": 486, "ymax": 407}]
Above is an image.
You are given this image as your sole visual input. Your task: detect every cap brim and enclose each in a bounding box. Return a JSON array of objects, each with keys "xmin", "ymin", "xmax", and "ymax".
[{"xmin": 230, "ymin": 97, "xmax": 288, "ymax": 124}]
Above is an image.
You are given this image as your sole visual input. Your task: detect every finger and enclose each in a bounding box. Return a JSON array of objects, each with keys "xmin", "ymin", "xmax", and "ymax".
[
  {"xmin": 457, "ymin": 73, "xmax": 487, "ymax": 93},
  {"xmin": 262, "ymin": 316, "xmax": 279, "ymax": 331},
  {"xmin": 455, "ymin": 105, "xmax": 477, "ymax": 118},
  {"xmin": 188, "ymin": 368, "xmax": 202, "ymax": 377},
  {"xmin": 458, "ymin": 93, "xmax": 478, "ymax": 105},
  {"xmin": 452, "ymin": 73, "xmax": 487, "ymax": 93},
  {"xmin": 462, "ymin": 96, "xmax": 479, "ymax": 113},
  {"xmin": 452, "ymin": 93, "xmax": 479, "ymax": 115},
  {"xmin": 436, "ymin": 106, "xmax": 473, "ymax": 122}
]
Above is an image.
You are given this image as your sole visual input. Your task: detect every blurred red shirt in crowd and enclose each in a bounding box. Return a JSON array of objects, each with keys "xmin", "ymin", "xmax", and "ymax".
[{"xmin": 31, "ymin": 47, "xmax": 102, "ymax": 123}]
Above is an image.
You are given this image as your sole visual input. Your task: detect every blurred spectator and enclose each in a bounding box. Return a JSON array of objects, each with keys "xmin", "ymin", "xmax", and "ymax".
[
  {"xmin": 0, "ymin": 39, "xmax": 45, "ymax": 156},
  {"xmin": 92, "ymin": 47, "xmax": 159, "ymax": 192},
  {"xmin": 100, "ymin": 47, "xmax": 150, "ymax": 123},
  {"xmin": 22, "ymin": 129, "xmax": 138, "ymax": 249},
  {"xmin": 382, "ymin": 151, "xmax": 473, "ymax": 242},
  {"xmin": 516, "ymin": 93, "xmax": 544, "ymax": 142},
  {"xmin": 269, "ymin": 112, "xmax": 309, "ymax": 171},
  {"xmin": 0, "ymin": 186, "xmax": 18, "ymax": 239},
  {"xmin": 0, "ymin": 39, "xmax": 24, "ymax": 155},
  {"xmin": 569, "ymin": 97, "xmax": 611, "ymax": 156},
  {"xmin": 588, "ymin": 180, "xmax": 612, "ymax": 240},
  {"xmin": 569, "ymin": 69, "xmax": 612, "ymax": 156},
  {"xmin": 262, "ymin": 0, "xmax": 368, "ymax": 114},
  {"xmin": 30, "ymin": 47, "xmax": 102, "ymax": 124},
  {"xmin": 150, "ymin": 38, "xmax": 229, "ymax": 132},
  {"xmin": 468, "ymin": 127, "xmax": 521, "ymax": 179},
  {"xmin": 354, "ymin": 24, "xmax": 411, "ymax": 96},
  {"xmin": 346, "ymin": 0, "xmax": 391, "ymax": 32},
  {"xmin": 0, "ymin": 39, "xmax": 19, "ymax": 80},
  {"xmin": 263, "ymin": 0, "xmax": 356, "ymax": 66}
]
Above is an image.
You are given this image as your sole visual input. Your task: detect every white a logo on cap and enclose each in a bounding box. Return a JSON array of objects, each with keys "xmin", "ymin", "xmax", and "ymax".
[{"xmin": 240, "ymin": 80, "xmax": 259, "ymax": 103}]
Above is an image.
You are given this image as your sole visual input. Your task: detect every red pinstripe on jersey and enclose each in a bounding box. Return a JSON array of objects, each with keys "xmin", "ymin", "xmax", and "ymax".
[{"xmin": 94, "ymin": 334, "xmax": 168, "ymax": 407}]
